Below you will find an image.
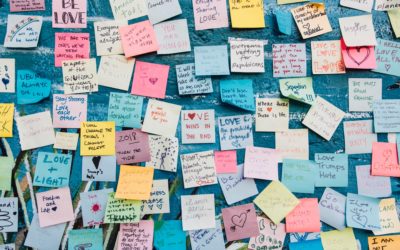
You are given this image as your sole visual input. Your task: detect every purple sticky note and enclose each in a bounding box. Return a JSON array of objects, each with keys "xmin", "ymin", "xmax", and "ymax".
[{"xmin": 115, "ymin": 129, "xmax": 151, "ymax": 165}]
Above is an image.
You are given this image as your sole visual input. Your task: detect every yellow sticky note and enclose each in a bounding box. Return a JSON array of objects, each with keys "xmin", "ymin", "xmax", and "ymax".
[
  {"xmin": 229, "ymin": 0, "xmax": 265, "ymax": 28},
  {"xmin": 368, "ymin": 235, "xmax": 400, "ymax": 250},
  {"xmin": 115, "ymin": 166, "xmax": 154, "ymax": 200},
  {"xmin": 373, "ymin": 198, "xmax": 400, "ymax": 235},
  {"xmin": 321, "ymin": 228, "xmax": 358, "ymax": 250},
  {"xmin": 278, "ymin": 0, "xmax": 308, "ymax": 4},
  {"xmin": 0, "ymin": 103, "xmax": 14, "ymax": 137},
  {"xmin": 80, "ymin": 121, "xmax": 115, "ymax": 156},
  {"xmin": 388, "ymin": 9, "xmax": 400, "ymax": 38},
  {"xmin": 253, "ymin": 180, "xmax": 299, "ymax": 224}
]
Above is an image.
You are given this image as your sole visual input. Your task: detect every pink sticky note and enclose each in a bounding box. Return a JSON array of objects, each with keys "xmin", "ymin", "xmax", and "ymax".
[
  {"xmin": 341, "ymin": 39, "xmax": 376, "ymax": 69},
  {"xmin": 53, "ymin": 94, "xmax": 88, "ymax": 128},
  {"xmin": 131, "ymin": 61, "xmax": 169, "ymax": 99},
  {"xmin": 52, "ymin": 0, "xmax": 87, "ymax": 28},
  {"xmin": 115, "ymin": 129, "xmax": 151, "ymax": 165},
  {"xmin": 222, "ymin": 203, "xmax": 259, "ymax": 242},
  {"xmin": 36, "ymin": 187, "xmax": 75, "ymax": 227},
  {"xmin": 286, "ymin": 198, "xmax": 320, "ymax": 233},
  {"xmin": 54, "ymin": 33, "xmax": 90, "ymax": 67},
  {"xmin": 192, "ymin": 0, "xmax": 229, "ymax": 30},
  {"xmin": 215, "ymin": 150, "xmax": 237, "ymax": 174},
  {"xmin": 371, "ymin": 142, "xmax": 400, "ymax": 177},
  {"xmin": 10, "ymin": 0, "xmax": 45, "ymax": 12},
  {"xmin": 118, "ymin": 221, "xmax": 154, "ymax": 250},
  {"xmin": 244, "ymin": 146, "xmax": 280, "ymax": 180},
  {"xmin": 119, "ymin": 21, "xmax": 159, "ymax": 58}
]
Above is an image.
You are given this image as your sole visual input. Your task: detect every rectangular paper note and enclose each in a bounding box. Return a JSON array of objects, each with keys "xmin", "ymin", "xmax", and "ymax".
[
  {"xmin": 275, "ymin": 129, "xmax": 309, "ymax": 160},
  {"xmin": 154, "ymin": 221, "xmax": 186, "ymax": 250},
  {"xmin": 181, "ymin": 110, "xmax": 215, "ymax": 144},
  {"xmin": 388, "ymin": 9, "xmax": 400, "ymax": 38},
  {"xmin": 286, "ymin": 198, "xmax": 320, "ymax": 233},
  {"xmin": 273, "ymin": 44, "xmax": 306, "ymax": 77},
  {"xmin": 321, "ymin": 228, "xmax": 358, "ymax": 250},
  {"xmin": 341, "ymin": 39, "xmax": 376, "ymax": 69},
  {"xmin": 375, "ymin": 0, "xmax": 400, "ymax": 10},
  {"xmin": 119, "ymin": 21, "xmax": 158, "ymax": 57},
  {"xmin": 279, "ymin": 77, "xmax": 315, "ymax": 105},
  {"xmin": 373, "ymin": 39, "xmax": 400, "ymax": 77},
  {"xmin": 282, "ymin": 159, "xmax": 316, "ymax": 194},
  {"xmin": 275, "ymin": 10, "xmax": 292, "ymax": 35},
  {"xmin": 311, "ymin": 40, "xmax": 345, "ymax": 74},
  {"xmin": 192, "ymin": 0, "xmax": 228, "ymax": 30},
  {"xmin": 54, "ymin": 33, "xmax": 90, "ymax": 67},
  {"xmin": 82, "ymin": 155, "xmax": 116, "ymax": 182},
  {"xmin": 118, "ymin": 221, "xmax": 154, "ymax": 250},
  {"xmin": 344, "ymin": 120, "xmax": 377, "ymax": 154},
  {"xmin": 80, "ymin": 122, "xmax": 115, "ymax": 156},
  {"xmin": 80, "ymin": 188, "xmax": 113, "ymax": 226},
  {"xmin": 16, "ymin": 70, "xmax": 51, "ymax": 105},
  {"xmin": 339, "ymin": 15, "xmax": 376, "ymax": 46},
  {"xmin": 319, "ymin": 188, "xmax": 346, "ymax": 230},
  {"xmin": 131, "ymin": 61, "xmax": 169, "ymax": 99},
  {"xmin": 346, "ymin": 193, "xmax": 381, "ymax": 230},
  {"xmin": 373, "ymin": 100, "xmax": 400, "ymax": 133},
  {"xmin": 371, "ymin": 142, "xmax": 400, "ymax": 177},
  {"xmin": 98, "ymin": 55, "xmax": 135, "ymax": 91},
  {"xmin": 147, "ymin": 0, "xmax": 181, "ymax": 24},
  {"xmin": 10, "ymin": 0, "xmax": 45, "ymax": 12},
  {"xmin": 373, "ymin": 199, "xmax": 400, "ymax": 235},
  {"xmin": 348, "ymin": 78, "xmax": 382, "ymax": 112},
  {"xmin": 244, "ymin": 146, "xmax": 280, "ymax": 180},
  {"xmin": 228, "ymin": 0, "xmax": 265, "ymax": 28},
  {"xmin": 33, "ymin": 152, "xmax": 72, "ymax": 188},
  {"xmin": 0, "ymin": 198, "xmax": 18, "ymax": 232},
  {"xmin": 94, "ymin": 20, "xmax": 127, "ymax": 56},
  {"xmin": 52, "ymin": 0, "xmax": 86, "ymax": 28},
  {"xmin": 315, "ymin": 153, "xmax": 348, "ymax": 187},
  {"xmin": 53, "ymin": 94, "xmax": 87, "ymax": 128},
  {"xmin": 0, "ymin": 59, "xmax": 15, "ymax": 93},
  {"xmin": 104, "ymin": 192, "xmax": 141, "ymax": 223},
  {"xmin": 181, "ymin": 194, "xmax": 215, "ymax": 231},
  {"xmin": 62, "ymin": 59, "xmax": 98, "ymax": 94},
  {"xmin": 0, "ymin": 157, "xmax": 13, "ymax": 191},
  {"xmin": 0, "ymin": 103, "xmax": 14, "ymax": 137},
  {"xmin": 115, "ymin": 166, "xmax": 154, "ymax": 200},
  {"xmin": 230, "ymin": 40, "xmax": 264, "ymax": 73},
  {"xmin": 340, "ymin": 0, "xmax": 374, "ymax": 12},
  {"xmin": 222, "ymin": 203, "xmax": 259, "ymax": 241},
  {"xmin": 108, "ymin": 93, "xmax": 143, "ymax": 128},
  {"xmin": 145, "ymin": 135, "xmax": 179, "ymax": 172},
  {"xmin": 368, "ymin": 235, "xmax": 400, "ymax": 250},
  {"xmin": 180, "ymin": 150, "xmax": 217, "ymax": 188},
  {"xmin": 194, "ymin": 45, "xmax": 230, "ymax": 76},
  {"xmin": 248, "ymin": 217, "xmax": 286, "ymax": 250},
  {"xmin": 220, "ymin": 79, "xmax": 255, "ymax": 111},
  {"xmin": 214, "ymin": 150, "xmax": 237, "ymax": 174},
  {"xmin": 115, "ymin": 129, "xmax": 150, "ymax": 164},
  {"xmin": 68, "ymin": 229, "xmax": 103, "ymax": 250},
  {"xmin": 356, "ymin": 165, "xmax": 392, "ymax": 198},
  {"xmin": 154, "ymin": 19, "xmax": 191, "ymax": 55},
  {"xmin": 24, "ymin": 215, "xmax": 65, "ymax": 250},
  {"xmin": 218, "ymin": 114, "xmax": 253, "ymax": 150},
  {"xmin": 189, "ymin": 220, "xmax": 225, "ymax": 250},
  {"xmin": 176, "ymin": 63, "xmax": 213, "ymax": 95},
  {"xmin": 4, "ymin": 15, "xmax": 42, "ymax": 48},
  {"xmin": 110, "ymin": 0, "xmax": 147, "ymax": 20},
  {"xmin": 256, "ymin": 98, "xmax": 289, "ymax": 132},
  {"xmin": 142, "ymin": 179, "xmax": 170, "ymax": 215}
]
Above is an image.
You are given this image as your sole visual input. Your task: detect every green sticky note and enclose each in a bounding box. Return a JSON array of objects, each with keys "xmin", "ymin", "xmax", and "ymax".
[
  {"xmin": 279, "ymin": 77, "xmax": 315, "ymax": 105},
  {"xmin": 103, "ymin": 192, "xmax": 141, "ymax": 223},
  {"xmin": 0, "ymin": 156, "xmax": 13, "ymax": 191}
]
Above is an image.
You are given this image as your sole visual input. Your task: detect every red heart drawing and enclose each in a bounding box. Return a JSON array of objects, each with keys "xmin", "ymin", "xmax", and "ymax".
[
  {"xmin": 149, "ymin": 77, "xmax": 158, "ymax": 85},
  {"xmin": 266, "ymin": 107, "xmax": 273, "ymax": 112},
  {"xmin": 188, "ymin": 113, "xmax": 196, "ymax": 120},
  {"xmin": 346, "ymin": 46, "xmax": 370, "ymax": 66}
]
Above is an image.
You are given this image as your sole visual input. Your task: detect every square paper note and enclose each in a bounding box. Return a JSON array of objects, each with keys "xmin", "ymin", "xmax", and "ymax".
[
  {"xmin": 222, "ymin": 203, "xmax": 259, "ymax": 242},
  {"xmin": 181, "ymin": 194, "xmax": 215, "ymax": 231}
]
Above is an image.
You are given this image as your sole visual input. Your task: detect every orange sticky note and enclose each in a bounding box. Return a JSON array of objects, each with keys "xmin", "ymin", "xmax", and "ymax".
[
  {"xmin": 371, "ymin": 142, "xmax": 400, "ymax": 177},
  {"xmin": 286, "ymin": 198, "xmax": 320, "ymax": 233},
  {"xmin": 115, "ymin": 166, "xmax": 154, "ymax": 200},
  {"xmin": 368, "ymin": 235, "xmax": 400, "ymax": 250},
  {"xmin": 119, "ymin": 21, "xmax": 159, "ymax": 58}
]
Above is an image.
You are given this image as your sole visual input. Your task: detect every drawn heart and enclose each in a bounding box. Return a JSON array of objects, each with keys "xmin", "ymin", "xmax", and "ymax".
[
  {"xmin": 231, "ymin": 212, "xmax": 247, "ymax": 228},
  {"xmin": 1, "ymin": 77, "xmax": 9, "ymax": 86},
  {"xmin": 385, "ymin": 64, "xmax": 391, "ymax": 71},
  {"xmin": 266, "ymin": 107, "xmax": 273, "ymax": 112},
  {"xmin": 352, "ymin": 215, "xmax": 367, "ymax": 227},
  {"xmin": 148, "ymin": 204, "xmax": 153, "ymax": 210},
  {"xmin": 52, "ymin": 206, "xmax": 58, "ymax": 212},
  {"xmin": 188, "ymin": 113, "xmax": 196, "ymax": 120},
  {"xmin": 346, "ymin": 46, "xmax": 370, "ymax": 66},
  {"xmin": 149, "ymin": 77, "xmax": 158, "ymax": 85},
  {"xmin": 92, "ymin": 156, "xmax": 101, "ymax": 170},
  {"xmin": 156, "ymin": 203, "xmax": 163, "ymax": 210},
  {"xmin": 107, "ymin": 47, "xmax": 113, "ymax": 53},
  {"xmin": 302, "ymin": 23, "xmax": 310, "ymax": 30}
]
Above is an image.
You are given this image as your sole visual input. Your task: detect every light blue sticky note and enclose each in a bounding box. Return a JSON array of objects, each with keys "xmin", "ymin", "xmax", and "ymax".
[
  {"xmin": 33, "ymin": 152, "xmax": 72, "ymax": 188},
  {"xmin": 220, "ymin": 79, "xmax": 255, "ymax": 111},
  {"xmin": 315, "ymin": 154, "xmax": 348, "ymax": 187},
  {"xmin": 194, "ymin": 45, "xmax": 230, "ymax": 76},
  {"xmin": 373, "ymin": 39, "xmax": 400, "ymax": 77},
  {"xmin": 68, "ymin": 229, "xmax": 103, "ymax": 250},
  {"xmin": 17, "ymin": 70, "xmax": 51, "ymax": 105},
  {"xmin": 108, "ymin": 92, "xmax": 143, "ymax": 128},
  {"xmin": 275, "ymin": 10, "xmax": 292, "ymax": 35},
  {"xmin": 189, "ymin": 220, "xmax": 225, "ymax": 250},
  {"xmin": 282, "ymin": 159, "xmax": 316, "ymax": 194},
  {"xmin": 346, "ymin": 193, "xmax": 381, "ymax": 231},
  {"xmin": 80, "ymin": 188, "xmax": 113, "ymax": 227},
  {"xmin": 24, "ymin": 215, "xmax": 66, "ymax": 250},
  {"xmin": 82, "ymin": 155, "xmax": 116, "ymax": 182},
  {"xmin": 373, "ymin": 100, "xmax": 400, "ymax": 133},
  {"xmin": 289, "ymin": 239, "xmax": 323, "ymax": 250},
  {"xmin": 154, "ymin": 220, "xmax": 186, "ymax": 250}
]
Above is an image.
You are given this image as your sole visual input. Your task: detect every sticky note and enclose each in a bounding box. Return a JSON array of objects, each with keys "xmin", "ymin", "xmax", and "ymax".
[
  {"xmin": 154, "ymin": 19, "xmax": 191, "ymax": 55},
  {"xmin": 54, "ymin": 132, "xmax": 79, "ymax": 150},
  {"xmin": 52, "ymin": 0, "xmax": 87, "ymax": 28},
  {"xmin": 0, "ymin": 198, "xmax": 17, "ymax": 232},
  {"xmin": 311, "ymin": 40, "xmax": 345, "ymax": 74},
  {"xmin": 272, "ymin": 43, "xmax": 306, "ymax": 77},
  {"xmin": 371, "ymin": 142, "xmax": 400, "ymax": 177},
  {"xmin": 147, "ymin": 0, "xmax": 181, "ymax": 24},
  {"xmin": 115, "ymin": 166, "xmax": 154, "ymax": 200},
  {"xmin": 108, "ymin": 92, "xmax": 143, "ymax": 128},
  {"xmin": 230, "ymin": 40, "xmax": 264, "ymax": 73},
  {"xmin": 289, "ymin": 239, "xmax": 323, "ymax": 250},
  {"xmin": 348, "ymin": 78, "xmax": 382, "ymax": 112},
  {"xmin": 145, "ymin": 135, "xmax": 179, "ymax": 172},
  {"xmin": 368, "ymin": 235, "xmax": 400, "ymax": 250},
  {"xmin": 275, "ymin": 10, "xmax": 292, "ymax": 35},
  {"xmin": 16, "ymin": 70, "xmax": 51, "ymax": 105},
  {"xmin": 340, "ymin": 0, "xmax": 374, "ymax": 12},
  {"xmin": 346, "ymin": 193, "xmax": 381, "ymax": 230},
  {"xmin": 10, "ymin": 0, "xmax": 45, "ymax": 12},
  {"xmin": 154, "ymin": 221, "xmax": 186, "ymax": 250},
  {"xmin": 116, "ymin": 129, "xmax": 150, "ymax": 164},
  {"xmin": 68, "ymin": 229, "xmax": 103, "ymax": 250},
  {"xmin": 220, "ymin": 79, "xmax": 255, "ymax": 111},
  {"xmin": 189, "ymin": 220, "xmax": 225, "ymax": 250},
  {"xmin": 0, "ymin": 59, "xmax": 15, "ymax": 93},
  {"xmin": 229, "ymin": 0, "xmax": 265, "ymax": 28},
  {"xmin": 142, "ymin": 179, "xmax": 170, "ymax": 215},
  {"xmin": 321, "ymin": 228, "xmax": 358, "ymax": 250},
  {"xmin": 279, "ymin": 77, "xmax": 315, "ymax": 105},
  {"xmin": 222, "ymin": 203, "xmax": 259, "ymax": 241},
  {"xmin": 214, "ymin": 150, "xmax": 237, "ymax": 174},
  {"xmin": 344, "ymin": 120, "xmax": 377, "ymax": 154},
  {"xmin": 302, "ymin": 96, "xmax": 345, "ymax": 141},
  {"xmin": 4, "ymin": 15, "xmax": 43, "ymax": 48},
  {"xmin": 388, "ymin": 8, "xmax": 400, "ymax": 38},
  {"xmin": 118, "ymin": 221, "xmax": 154, "ymax": 250},
  {"xmin": 194, "ymin": 45, "xmax": 230, "ymax": 76},
  {"xmin": 192, "ymin": 0, "xmax": 229, "ymax": 30},
  {"xmin": 54, "ymin": 33, "xmax": 90, "ymax": 67},
  {"xmin": 53, "ymin": 94, "xmax": 88, "ymax": 128},
  {"xmin": 16, "ymin": 111, "xmax": 55, "ymax": 151},
  {"xmin": 82, "ymin": 155, "xmax": 116, "ymax": 182},
  {"xmin": 181, "ymin": 194, "xmax": 215, "ymax": 231},
  {"xmin": 282, "ymin": 159, "xmax": 316, "ymax": 194},
  {"xmin": 374, "ymin": 39, "xmax": 400, "ymax": 76},
  {"xmin": 218, "ymin": 114, "xmax": 253, "ymax": 150},
  {"xmin": 0, "ymin": 156, "xmax": 13, "ymax": 191},
  {"xmin": 248, "ymin": 217, "xmax": 286, "ymax": 250},
  {"xmin": 341, "ymin": 39, "xmax": 376, "ymax": 69},
  {"xmin": 36, "ymin": 187, "xmax": 74, "ymax": 227},
  {"xmin": 286, "ymin": 198, "xmax": 320, "ymax": 233},
  {"xmin": 119, "ymin": 21, "xmax": 158, "ymax": 57},
  {"xmin": 181, "ymin": 110, "xmax": 216, "ymax": 144},
  {"xmin": 109, "ymin": 0, "xmax": 147, "ymax": 20},
  {"xmin": 80, "ymin": 122, "xmax": 115, "ymax": 156},
  {"xmin": 339, "ymin": 15, "xmax": 377, "ymax": 47},
  {"xmin": 356, "ymin": 165, "xmax": 392, "ymax": 198},
  {"xmin": 275, "ymin": 129, "xmax": 309, "ymax": 161},
  {"xmin": 0, "ymin": 103, "xmax": 14, "ymax": 137},
  {"xmin": 176, "ymin": 63, "xmax": 213, "ymax": 95},
  {"xmin": 131, "ymin": 61, "xmax": 169, "ymax": 98},
  {"xmin": 181, "ymin": 150, "xmax": 217, "ymax": 188},
  {"xmin": 98, "ymin": 55, "xmax": 135, "ymax": 91},
  {"xmin": 244, "ymin": 146, "xmax": 280, "ymax": 180},
  {"xmin": 94, "ymin": 20, "xmax": 126, "ymax": 56},
  {"xmin": 319, "ymin": 188, "xmax": 346, "ymax": 230},
  {"xmin": 373, "ymin": 198, "xmax": 400, "ymax": 235},
  {"xmin": 33, "ymin": 152, "xmax": 72, "ymax": 188},
  {"xmin": 62, "ymin": 59, "xmax": 98, "ymax": 94},
  {"xmin": 254, "ymin": 181, "xmax": 299, "ymax": 224},
  {"xmin": 218, "ymin": 164, "xmax": 258, "ymax": 205},
  {"xmin": 315, "ymin": 153, "xmax": 348, "ymax": 187},
  {"xmin": 256, "ymin": 98, "xmax": 289, "ymax": 132},
  {"xmin": 373, "ymin": 100, "xmax": 400, "ymax": 133},
  {"xmin": 104, "ymin": 192, "xmax": 141, "ymax": 223},
  {"xmin": 80, "ymin": 188, "xmax": 113, "ymax": 227},
  {"xmin": 375, "ymin": 0, "xmax": 400, "ymax": 11}
]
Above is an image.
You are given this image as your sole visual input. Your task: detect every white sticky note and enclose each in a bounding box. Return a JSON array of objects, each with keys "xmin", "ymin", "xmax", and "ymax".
[
  {"xmin": 98, "ymin": 55, "xmax": 135, "ymax": 91},
  {"xmin": 319, "ymin": 188, "xmax": 346, "ymax": 230},
  {"xmin": 339, "ymin": 15, "xmax": 377, "ymax": 46},
  {"xmin": 181, "ymin": 194, "xmax": 215, "ymax": 231}
]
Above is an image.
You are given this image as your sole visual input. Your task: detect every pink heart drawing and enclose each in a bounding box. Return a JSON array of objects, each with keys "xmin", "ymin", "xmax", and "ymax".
[
  {"xmin": 148, "ymin": 77, "xmax": 158, "ymax": 85},
  {"xmin": 231, "ymin": 212, "xmax": 247, "ymax": 228}
]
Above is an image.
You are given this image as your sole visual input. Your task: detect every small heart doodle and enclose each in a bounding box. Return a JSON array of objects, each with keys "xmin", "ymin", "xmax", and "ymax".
[
  {"xmin": 52, "ymin": 206, "xmax": 58, "ymax": 212},
  {"xmin": 187, "ymin": 113, "xmax": 196, "ymax": 120},
  {"xmin": 352, "ymin": 214, "xmax": 367, "ymax": 227},
  {"xmin": 92, "ymin": 156, "xmax": 101, "ymax": 170},
  {"xmin": 148, "ymin": 77, "xmax": 158, "ymax": 85},
  {"xmin": 266, "ymin": 107, "xmax": 273, "ymax": 112},
  {"xmin": 346, "ymin": 46, "xmax": 370, "ymax": 66},
  {"xmin": 230, "ymin": 212, "xmax": 248, "ymax": 232}
]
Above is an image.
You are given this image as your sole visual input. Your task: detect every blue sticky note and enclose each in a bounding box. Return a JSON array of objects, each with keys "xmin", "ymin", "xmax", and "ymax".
[
  {"xmin": 189, "ymin": 220, "xmax": 225, "ymax": 250},
  {"xmin": 80, "ymin": 188, "xmax": 113, "ymax": 227},
  {"xmin": 33, "ymin": 152, "xmax": 72, "ymax": 188},
  {"xmin": 315, "ymin": 154, "xmax": 348, "ymax": 187},
  {"xmin": 346, "ymin": 193, "xmax": 381, "ymax": 231},
  {"xmin": 68, "ymin": 229, "xmax": 103, "ymax": 250},
  {"xmin": 282, "ymin": 159, "xmax": 316, "ymax": 194},
  {"xmin": 220, "ymin": 79, "xmax": 255, "ymax": 111},
  {"xmin": 24, "ymin": 215, "xmax": 66, "ymax": 250},
  {"xmin": 373, "ymin": 39, "xmax": 400, "ymax": 77},
  {"xmin": 275, "ymin": 10, "xmax": 292, "ymax": 35},
  {"xmin": 289, "ymin": 239, "xmax": 323, "ymax": 250},
  {"xmin": 194, "ymin": 45, "xmax": 230, "ymax": 76},
  {"xmin": 154, "ymin": 220, "xmax": 186, "ymax": 250},
  {"xmin": 108, "ymin": 92, "xmax": 143, "ymax": 128},
  {"xmin": 373, "ymin": 100, "xmax": 400, "ymax": 133},
  {"xmin": 17, "ymin": 70, "xmax": 51, "ymax": 105}
]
